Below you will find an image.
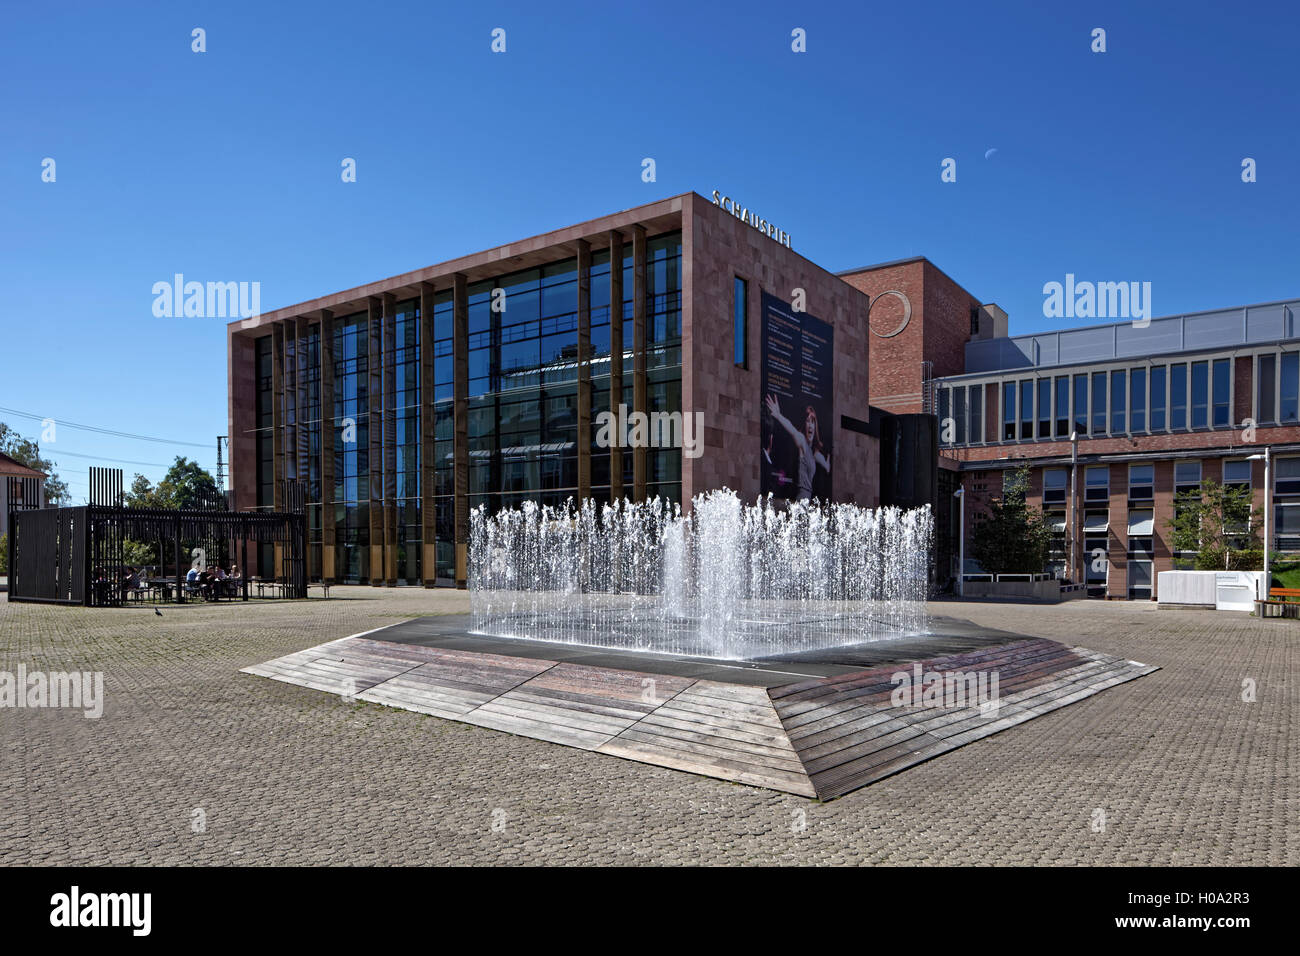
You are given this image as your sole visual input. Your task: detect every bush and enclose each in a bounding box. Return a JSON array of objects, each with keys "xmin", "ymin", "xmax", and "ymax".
[{"xmin": 0, "ymin": 531, "xmax": 6, "ymax": 575}]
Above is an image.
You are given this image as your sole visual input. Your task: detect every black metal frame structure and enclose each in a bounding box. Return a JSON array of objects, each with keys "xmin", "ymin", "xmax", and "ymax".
[{"xmin": 7, "ymin": 469, "xmax": 307, "ymax": 607}]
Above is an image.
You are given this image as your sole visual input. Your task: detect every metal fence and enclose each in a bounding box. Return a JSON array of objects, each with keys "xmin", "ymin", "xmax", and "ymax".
[{"xmin": 7, "ymin": 472, "xmax": 306, "ymax": 607}]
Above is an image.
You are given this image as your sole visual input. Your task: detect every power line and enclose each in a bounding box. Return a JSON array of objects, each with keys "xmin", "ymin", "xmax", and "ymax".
[
  {"xmin": 0, "ymin": 405, "xmax": 212, "ymax": 449},
  {"xmin": 47, "ymin": 450, "xmax": 172, "ymax": 467}
]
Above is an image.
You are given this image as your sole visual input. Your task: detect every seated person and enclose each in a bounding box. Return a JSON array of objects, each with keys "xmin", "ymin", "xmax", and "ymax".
[
  {"xmin": 214, "ymin": 564, "xmax": 229, "ymax": 596},
  {"xmin": 185, "ymin": 565, "xmax": 201, "ymax": 594},
  {"xmin": 199, "ymin": 566, "xmax": 216, "ymax": 600},
  {"xmin": 122, "ymin": 567, "xmax": 141, "ymax": 591}
]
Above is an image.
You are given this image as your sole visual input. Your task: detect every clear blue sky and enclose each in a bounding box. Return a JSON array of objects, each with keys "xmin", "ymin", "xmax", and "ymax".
[{"xmin": 3, "ymin": 0, "xmax": 1297, "ymax": 501}]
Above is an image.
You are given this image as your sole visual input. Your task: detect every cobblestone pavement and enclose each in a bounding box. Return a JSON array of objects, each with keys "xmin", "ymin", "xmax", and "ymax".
[{"xmin": 0, "ymin": 589, "xmax": 1293, "ymax": 865}]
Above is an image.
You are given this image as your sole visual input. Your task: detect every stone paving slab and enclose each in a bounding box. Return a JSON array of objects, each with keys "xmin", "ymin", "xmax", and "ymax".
[{"xmin": 2, "ymin": 587, "xmax": 1294, "ymax": 865}]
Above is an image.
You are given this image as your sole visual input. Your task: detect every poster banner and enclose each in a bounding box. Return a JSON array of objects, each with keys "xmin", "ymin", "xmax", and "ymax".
[{"xmin": 760, "ymin": 291, "xmax": 834, "ymax": 501}]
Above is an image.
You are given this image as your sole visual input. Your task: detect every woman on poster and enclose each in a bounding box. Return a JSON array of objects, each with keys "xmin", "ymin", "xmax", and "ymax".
[{"xmin": 765, "ymin": 393, "xmax": 830, "ymax": 500}]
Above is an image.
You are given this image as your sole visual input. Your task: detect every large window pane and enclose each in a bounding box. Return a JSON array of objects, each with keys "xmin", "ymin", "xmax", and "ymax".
[
  {"xmin": 1055, "ymin": 376, "xmax": 1069, "ymax": 436},
  {"xmin": 954, "ymin": 387, "xmax": 967, "ymax": 444},
  {"xmin": 1282, "ymin": 353, "xmax": 1299, "ymax": 422},
  {"xmin": 1037, "ymin": 379, "xmax": 1051, "ymax": 437},
  {"xmin": 1111, "ymin": 369, "xmax": 1126, "ymax": 433},
  {"xmin": 1258, "ymin": 354, "xmax": 1276, "ymax": 424},
  {"xmin": 1191, "ymin": 361, "xmax": 1209, "ymax": 428},
  {"xmin": 1212, "ymin": 358, "xmax": 1230, "ymax": 428},
  {"xmin": 1003, "ymin": 381, "xmax": 1016, "ymax": 440},
  {"xmin": 1150, "ymin": 365, "xmax": 1166, "ymax": 430},
  {"xmin": 1171, "ymin": 363, "xmax": 1187, "ymax": 429},
  {"xmin": 970, "ymin": 385, "xmax": 983, "ymax": 443},
  {"xmin": 1020, "ymin": 379, "xmax": 1033, "ymax": 439},
  {"xmin": 1130, "ymin": 367, "xmax": 1146, "ymax": 432},
  {"xmin": 1091, "ymin": 371, "xmax": 1107, "ymax": 434},
  {"xmin": 1073, "ymin": 374, "xmax": 1088, "ymax": 435}
]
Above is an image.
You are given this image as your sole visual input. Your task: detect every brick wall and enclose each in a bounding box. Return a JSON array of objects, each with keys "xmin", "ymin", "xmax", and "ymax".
[
  {"xmin": 682, "ymin": 194, "xmax": 879, "ymax": 508},
  {"xmin": 839, "ymin": 258, "xmax": 981, "ymax": 414}
]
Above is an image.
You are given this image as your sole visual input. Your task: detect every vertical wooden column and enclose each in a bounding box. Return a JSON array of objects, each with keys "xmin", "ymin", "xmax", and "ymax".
[
  {"xmin": 576, "ymin": 239, "xmax": 592, "ymax": 502},
  {"xmin": 367, "ymin": 296, "xmax": 383, "ymax": 584},
  {"xmin": 382, "ymin": 292, "xmax": 398, "ymax": 586},
  {"xmin": 294, "ymin": 314, "xmax": 312, "ymax": 579},
  {"xmin": 270, "ymin": 322, "xmax": 285, "ymax": 577},
  {"xmin": 453, "ymin": 273, "xmax": 470, "ymax": 587},
  {"xmin": 632, "ymin": 224, "xmax": 648, "ymax": 501},
  {"xmin": 319, "ymin": 309, "xmax": 336, "ymax": 584},
  {"xmin": 609, "ymin": 231, "xmax": 624, "ymax": 501},
  {"xmin": 271, "ymin": 323, "xmax": 285, "ymax": 510},
  {"xmin": 419, "ymin": 282, "xmax": 437, "ymax": 587}
]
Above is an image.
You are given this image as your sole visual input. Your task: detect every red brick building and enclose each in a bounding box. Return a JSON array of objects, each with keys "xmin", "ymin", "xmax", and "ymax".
[{"xmin": 929, "ymin": 301, "xmax": 1300, "ymax": 600}]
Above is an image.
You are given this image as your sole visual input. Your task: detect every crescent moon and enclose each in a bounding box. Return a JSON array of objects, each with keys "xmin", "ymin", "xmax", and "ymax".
[{"xmin": 984, "ymin": 148, "xmax": 998, "ymax": 159}]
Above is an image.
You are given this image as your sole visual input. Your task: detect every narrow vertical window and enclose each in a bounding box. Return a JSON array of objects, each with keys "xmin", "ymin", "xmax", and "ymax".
[
  {"xmin": 1130, "ymin": 367, "xmax": 1146, "ymax": 432},
  {"xmin": 1091, "ymin": 371, "xmax": 1107, "ymax": 434},
  {"xmin": 1258, "ymin": 354, "xmax": 1276, "ymax": 424},
  {"xmin": 1020, "ymin": 379, "xmax": 1034, "ymax": 439},
  {"xmin": 1171, "ymin": 363, "xmax": 1187, "ymax": 429},
  {"xmin": 1073, "ymin": 374, "xmax": 1089, "ymax": 435},
  {"xmin": 1150, "ymin": 365, "xmax": 1166, "ymax": 430},
  {"xmin": 1281, "ymin": 352, "xmax": 1298, "ymax": 422},
  {"xmin": 1055, "ymin": 377, "xmax": 1069, "ymax": 436},
  {"xmin": 1111, "ymin": 369, "xmax": 1126, "ymax": 434},
  {"xmin": 1037, "ymin": 378, "xmax": 1051, "ymax": 438},
  {"xmin": 1003, "ymin": 381, "xmax": 1016, "ymax": 440},
  {"xmin": 1191, "ymin": 361, "xmax": 1209, "ymax": 428},
  {"xmin": 733, "ymin": 277, "xmax": 747, "ymax": 368},
  {"xmin": 1211, "ymin": 358, "xmax": 1230, "ymax": 428}
]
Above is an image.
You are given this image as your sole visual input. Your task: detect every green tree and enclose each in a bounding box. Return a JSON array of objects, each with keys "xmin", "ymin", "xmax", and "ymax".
[
  {"xmin": 0, "ymin": 423, "xmax": 69, "ymax": 504},
  {"xmin": 969, "ymin": 464, "xmax": 1053, "ymax": 575},
  {"xmin": 1166, "ymin": 478, "xmax": 1260, "ymax": 570},
  {"xmin": 126, "ymin": 457, "xmax": 221, "ymax": 510}
]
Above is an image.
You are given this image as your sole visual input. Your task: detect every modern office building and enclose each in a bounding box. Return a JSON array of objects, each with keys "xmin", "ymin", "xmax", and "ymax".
[
  {"xmin": 932, "ymin": 299, "xmax": 1300, "ymax": 600},
  {"xmin": 227, "ymin": 193, "xmax": 955, "ymax": 587}
]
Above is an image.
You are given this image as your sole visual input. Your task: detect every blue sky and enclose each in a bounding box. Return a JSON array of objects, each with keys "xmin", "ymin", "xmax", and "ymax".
[{"xmin": 2, "ymin": 0, "xmax": 1297, "ymax": 500}]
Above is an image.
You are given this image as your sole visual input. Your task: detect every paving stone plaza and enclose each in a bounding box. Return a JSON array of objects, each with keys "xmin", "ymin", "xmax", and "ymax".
[{"xmin": 1, "ymin": 589, "xmax": 1292, "ymax": 866}]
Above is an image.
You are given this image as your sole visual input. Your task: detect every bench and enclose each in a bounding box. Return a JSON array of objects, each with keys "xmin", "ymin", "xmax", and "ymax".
[
  {"xmin": 1256, "ymin": 587, "xmax": 1300, "ymax": 617},
  {"xmin": 309, "ymin": 583, "xmax": 331, "ymax": 599}
]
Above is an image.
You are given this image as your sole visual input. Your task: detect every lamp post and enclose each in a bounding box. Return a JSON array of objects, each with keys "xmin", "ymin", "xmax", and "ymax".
[
  {"xmin": 1247, "ymin": 447, "xmax": 1271, "ymax": 600},
  {"xmin": 953, "ymin": 485, "xmax": 965, "ymax": 597},
  {"xmin": 1069, "ymin": 430, "xmax": 1079, "ymax": 583}
]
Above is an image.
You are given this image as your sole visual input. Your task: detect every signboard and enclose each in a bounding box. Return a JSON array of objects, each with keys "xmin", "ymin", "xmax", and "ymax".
[{"xmin": 760, "ymin": 291, "xmax": 833, "ymax": 501}]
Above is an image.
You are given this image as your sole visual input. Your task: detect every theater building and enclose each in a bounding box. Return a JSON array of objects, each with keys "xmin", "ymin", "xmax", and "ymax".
[
  {"xmin": 228, "ymin": 189, "xmax": 1292, "ymax": 600},
  {"xmin": 228, "ymin": 193, "xmax": 962, "ymax": 587},
  {"xmin": 932, "ymin": 300, "xmax": 1300, "ymax": 600}
]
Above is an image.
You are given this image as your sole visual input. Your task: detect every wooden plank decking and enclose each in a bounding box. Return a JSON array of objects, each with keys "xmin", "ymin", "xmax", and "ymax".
[{"xmin": 242, "ymin": 634, "xmax": 1157, "ymax": 800}]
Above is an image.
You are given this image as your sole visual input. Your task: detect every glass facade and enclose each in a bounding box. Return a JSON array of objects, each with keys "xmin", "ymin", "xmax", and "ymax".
[{"xmin": 252, "ymin": 231, "xmax": 683, "ymax": 584}]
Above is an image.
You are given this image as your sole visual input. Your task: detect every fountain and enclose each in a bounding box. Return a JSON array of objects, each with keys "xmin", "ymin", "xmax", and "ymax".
[{"xmin": 469, "ymin": 489, "xmax": 933, "ymax": 660}]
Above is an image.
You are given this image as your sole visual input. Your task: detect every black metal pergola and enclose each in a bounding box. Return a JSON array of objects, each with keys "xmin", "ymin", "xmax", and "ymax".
[{"xmin": 5, "ymin": 468, "xmax": 306, "ymax": 607}]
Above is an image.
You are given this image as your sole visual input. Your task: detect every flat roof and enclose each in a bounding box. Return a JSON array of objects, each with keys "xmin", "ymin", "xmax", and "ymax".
[
  {"xmin": 230, "ymin": 193, "xmax": 689, "ymax": 333},
  {"xmin": 958, "ymin": 297, "xmax": 1300, "ymax": 376}
]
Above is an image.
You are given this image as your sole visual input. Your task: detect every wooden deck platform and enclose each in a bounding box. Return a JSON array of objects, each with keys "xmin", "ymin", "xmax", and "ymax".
[{"xmin": 242, "ymin": 630, "xmax": 1157, "ymax": 801}]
